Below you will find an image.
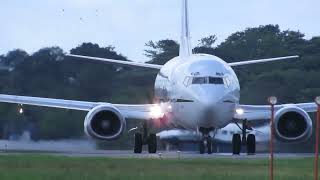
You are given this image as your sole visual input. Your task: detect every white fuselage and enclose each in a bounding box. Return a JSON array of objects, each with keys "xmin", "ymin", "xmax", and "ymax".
[{"xmin": 155, "ymin": 54, "xmax": 240, "ymax": 131}]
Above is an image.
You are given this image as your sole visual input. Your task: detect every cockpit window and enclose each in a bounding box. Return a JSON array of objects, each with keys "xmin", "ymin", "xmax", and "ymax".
[
  {"xmin": 188, "ymin": 76, "xmax": 225, "ymax": 85},
  {"xmin": 192, "ymin": 77, "xmax": 206, "ymax": 84},
  {"xmin": 183, "ymin": 77, "xmax": 192, "ymax": 86},
  {"xmin": 208, "ymin": 77, "xmax": 224, "ymax": 84}
]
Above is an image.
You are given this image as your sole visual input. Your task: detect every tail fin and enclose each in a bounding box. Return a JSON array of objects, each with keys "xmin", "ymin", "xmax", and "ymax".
[{"xmin": 179, "ymin": 0, "xmax": 192, "ymax": 58}]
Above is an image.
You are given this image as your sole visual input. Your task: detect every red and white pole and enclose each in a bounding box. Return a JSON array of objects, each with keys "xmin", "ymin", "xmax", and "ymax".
[
  {"xmin": 314, "ymin": 97, "xmax": 320, "ymax": 180},
  {"xmin": 270, "ymin": 104, "xmax": 275, "ymax": 180},
  {"xmin": 268, "ymin": 96, "xmax": 277, "ymax": 180}
]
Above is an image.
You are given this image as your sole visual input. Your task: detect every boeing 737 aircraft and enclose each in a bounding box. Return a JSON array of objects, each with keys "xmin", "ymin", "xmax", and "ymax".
[{"xmin": 0, "ymin": 0, "xmax": 316, "ymax": 154}]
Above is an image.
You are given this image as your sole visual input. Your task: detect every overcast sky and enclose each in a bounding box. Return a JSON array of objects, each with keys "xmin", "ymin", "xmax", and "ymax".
[{"xmin": 1, "ymin": 0, "xmax": 319, "ymax": 62}]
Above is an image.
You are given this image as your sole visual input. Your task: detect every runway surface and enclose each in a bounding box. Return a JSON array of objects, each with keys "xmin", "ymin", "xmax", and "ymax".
[
  {"xmin": 0, "ymin": 150, "xmax": 314, "ymax": 159},
  {"xmin": 0, "ymin": 140, "xmax": 314, "ymax": 159},
  {"xmin": 56, "ymin": 151, "xmax": 315, "ymax": 159}
]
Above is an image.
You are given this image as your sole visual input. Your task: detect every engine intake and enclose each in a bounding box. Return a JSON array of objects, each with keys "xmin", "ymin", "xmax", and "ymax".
[
  {"xmin": 84, "ymin": 105, "xmax": 126, "ymax": 140},
  {"xmin": 275, "ymin": 105, "xmax": 312, "ymax": 142}
]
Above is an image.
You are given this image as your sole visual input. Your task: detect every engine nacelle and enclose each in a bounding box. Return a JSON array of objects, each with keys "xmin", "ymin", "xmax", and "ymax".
[
  {"xmin": 84, "ymin": 105, "xmax": 126, "ymax": 140},
  {"xmin": 275, "ymin": 105, "xmax": 312, "ymax": 142}
]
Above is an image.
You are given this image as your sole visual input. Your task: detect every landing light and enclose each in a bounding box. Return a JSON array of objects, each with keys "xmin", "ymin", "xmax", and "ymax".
[
  {"xmin": 236, "ymin": 108, "xmax": 244, "ymax": 115},
  {"xmin": 19, "ymin": 108, "xmax": 24, "ymax": 114},
  {"xmin": 167, "ymin": 105, "xmax": 173, "ymax": 112},
  {"xmin": 150, "ymin": 105, "xmax": 164, "ymax": 119},
  {"xmin": 268, "ymin": 96, "xmax": 278, "ymax": 105}
]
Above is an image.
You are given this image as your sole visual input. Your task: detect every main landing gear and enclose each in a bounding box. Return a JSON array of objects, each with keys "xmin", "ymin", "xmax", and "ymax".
[
  {"xmin": 199, "ymin": 127, "xmax": 214, "ymax": 154},
  {"xmin": 134, "ymin": 122, "xmax": 157, "ymax": 154},
  {"xmin": 232, "ymin": 120, "xmax": 256, "ymax": 155}
]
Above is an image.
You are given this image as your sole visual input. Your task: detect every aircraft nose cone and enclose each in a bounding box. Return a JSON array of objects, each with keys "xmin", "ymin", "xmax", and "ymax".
[
  {"xmin": 192, "ymin": 86, "xmax": 224, "ymax": 126},
  {"xmin": 203, "ymin": 106, "xmax": 215, "ymax": 122},
  {"xmin": 197, "ymin": 92, "xmax": 221, "ymax": 107},
  {"xmin": 197, "ymin": 95, "xmax": 220, "ymax": 126}
]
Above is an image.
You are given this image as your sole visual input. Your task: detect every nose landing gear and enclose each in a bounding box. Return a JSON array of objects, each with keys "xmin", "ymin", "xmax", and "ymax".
[
  {"xmin": 199, "ymin": 127, "xmax": 214, "ymax": 154},
  {"xmin": 199, "ymin": 135, "xmax": 213, "ymax": 154}
]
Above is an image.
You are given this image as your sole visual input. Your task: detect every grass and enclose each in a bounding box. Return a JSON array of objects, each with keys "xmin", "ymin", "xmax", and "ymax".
[{"xmin": 0, "ymin": 154, "xmax": 316, "ymax": 180}]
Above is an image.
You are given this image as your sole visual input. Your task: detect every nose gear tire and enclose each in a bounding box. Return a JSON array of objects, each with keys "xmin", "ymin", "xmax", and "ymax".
[
  {"xmin": 207, "ymin": 138, "xmax": 212, "ymax": 154},
  {"xmin": 199, "ymin": 141, "xmax": 205, "ymax": 154}
]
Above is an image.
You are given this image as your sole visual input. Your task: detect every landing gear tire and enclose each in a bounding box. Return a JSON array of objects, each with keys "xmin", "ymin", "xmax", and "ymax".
[
  {"xmin": 247, "ymin": 134, "xmax": 256, "ymax": 155},
  {"xmin": 199, "ymin": 141, "xmax": 205, "ymax": 154},
  {"xmin": 134, "ymin": 133, "xmax": 143, "ymax": 154},
  {"xmin": 211, "ymin": 141, "xmax": 217, "ymax": 153},
  {"xmin": 148, "ymin": 134, "xmax": 157, "ymax": 154},
  {"xmin": 207, "ymin": 137, "xmax": 212, "ymax": 154},
  {"xmin": 232, "ymin": 134, "xmax": 241, "ymax": 155}
]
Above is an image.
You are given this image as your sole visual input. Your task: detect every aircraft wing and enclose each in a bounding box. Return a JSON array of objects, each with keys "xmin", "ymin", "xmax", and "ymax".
[
  {"xmin": 228, "ymin": 55, "xmax": 299, "ymax": 67},
  {"xmin": 0, "ymin": 94, "xmax": 157, "ymax": 120},
  {"xmin": 234, "ymin": 103, "xmax": 317, "ymax": 121},
  {"xmin": 67, "ymin": 54, "xmax": 162, "ymax": 70}
]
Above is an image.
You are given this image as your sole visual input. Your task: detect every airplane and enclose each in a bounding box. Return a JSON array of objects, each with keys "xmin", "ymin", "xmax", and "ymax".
[{"xmin": 0, "ymin": 0, "xmax": 316, "ymax": 154}]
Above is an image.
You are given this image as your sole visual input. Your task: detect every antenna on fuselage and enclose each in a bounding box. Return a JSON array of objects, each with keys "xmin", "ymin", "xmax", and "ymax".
[{"xmin": 179, "ymin": 0, "xmax": 192, "ymax": 58}]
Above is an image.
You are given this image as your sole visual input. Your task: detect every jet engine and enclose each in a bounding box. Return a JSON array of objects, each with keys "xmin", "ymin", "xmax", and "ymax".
[
  {"xmin": 275, "ymin": 105, "xmax": 312, "ymax": 142},
  {"xmin": 84, "ymin": 105, "xmax": 126, "ymax": 140}
]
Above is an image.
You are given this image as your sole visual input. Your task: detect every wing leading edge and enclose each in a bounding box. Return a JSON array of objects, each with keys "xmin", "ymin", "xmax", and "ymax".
[
  {"xmin": 234, "ymin": 103, "xmax": 317, "ymax": 121},
  {"xmin": 228, "ymin": 55, "xmax": 299, "ymax": 67},
  {"xmin": 0, "ymin": 94, "xmax": 156, "ymax": 120},
  {"xmin": 67, "ymin": 54, "xmax": 162, "ymax": 70},
  {"xmin": 68, "ymin": 54, "xmax": 299, "ymax": 69}
]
